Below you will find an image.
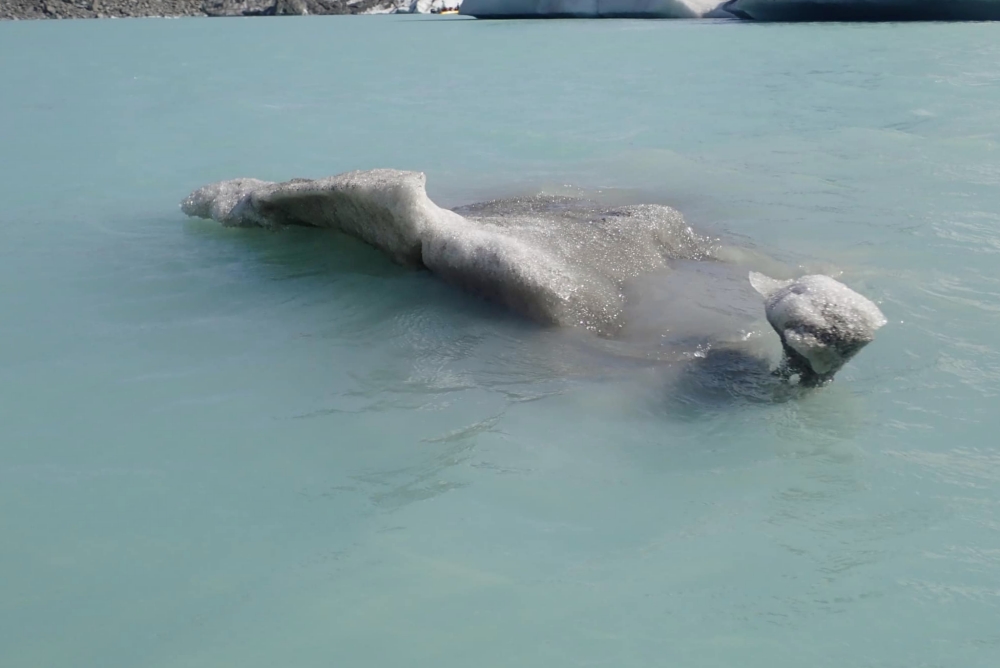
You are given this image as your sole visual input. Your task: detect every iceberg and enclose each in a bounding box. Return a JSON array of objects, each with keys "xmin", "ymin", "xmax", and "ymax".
[
  {"xmin": 458, "ymin": 0, "xmax": 734, "ymax": 18},
  {"xmin": 749, "ymin": 272, "xmax": 886, "ymax": 385},
  {"xmin": 456, "ymin": 0, "xmax": 1000, "ymax": 19},
  {"xmin": 182, "ymin": 169, "xmax": 887, "ymax": 383},
  {"xmin": 182, "ymin": 170, "xmax": 717, "ymax": 336},
  {"xmin": 366, "ymin": 0, "xmax": 463, "ymax": 13},
  {"xmin": 722, "ymin": 0, "xmax": 1000, "ymax": 21}
]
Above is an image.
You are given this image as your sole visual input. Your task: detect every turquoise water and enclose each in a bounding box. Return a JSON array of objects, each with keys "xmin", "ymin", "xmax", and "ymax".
[{"xmin": 2, "ymin": 15, "xmax": 1000, "ymax": 667}]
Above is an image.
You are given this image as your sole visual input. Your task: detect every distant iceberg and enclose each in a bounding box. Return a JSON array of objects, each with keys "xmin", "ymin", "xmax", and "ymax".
[
  {"xmin": 457, "ymin": 0, "xmax": 1000, "ymax": 19},
  {"xmin": 459, "ymin": 0, "xmax": 734, "ymax": 18},
  {"xmin": 365, "ymin": 0, "xmax": 463, "ymax": 13},
  {"xmin": 722, "ymin": 0, "xmax": 1000, "ymax": 20}
]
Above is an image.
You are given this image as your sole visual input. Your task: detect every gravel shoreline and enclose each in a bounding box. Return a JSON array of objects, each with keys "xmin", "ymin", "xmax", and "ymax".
[{"xmin": 0, "ymin": 0, "xmax": 459, "ymax": 20}]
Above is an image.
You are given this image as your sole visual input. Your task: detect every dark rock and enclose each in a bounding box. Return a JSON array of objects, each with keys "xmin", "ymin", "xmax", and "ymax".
[
  {"xmin": 275, "ymin": 0, "xmax": 308, "ymax": 13},
  {"xmin": 202, "ymin": 0, "xmax": 275, "ymax": 16}
]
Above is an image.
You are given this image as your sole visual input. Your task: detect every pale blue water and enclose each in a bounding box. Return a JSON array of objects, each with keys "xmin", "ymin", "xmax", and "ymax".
[{"xmin": 2, "ymin": 15, "xmax": 1000, "ymax": 668}]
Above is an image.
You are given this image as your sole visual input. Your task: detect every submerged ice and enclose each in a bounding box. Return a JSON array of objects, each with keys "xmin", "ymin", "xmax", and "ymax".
[{"xmin": 182, "ymin": 169, "xmax": 886, "ymax": 382}]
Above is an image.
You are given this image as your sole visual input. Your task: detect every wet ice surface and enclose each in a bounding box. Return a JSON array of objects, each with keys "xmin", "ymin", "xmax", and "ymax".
[{"xmin": 185, "ymin": 171, "xmax": 723, "ymax": 335}]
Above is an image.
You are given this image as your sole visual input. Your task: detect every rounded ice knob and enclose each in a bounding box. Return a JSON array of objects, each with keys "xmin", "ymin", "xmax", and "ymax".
[{"xmin": 749, "ymin": 272, "xmax": 887, "ymax": 385}]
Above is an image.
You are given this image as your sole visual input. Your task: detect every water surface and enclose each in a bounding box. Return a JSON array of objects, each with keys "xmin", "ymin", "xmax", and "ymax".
[{"xmin": 2, "ymin": 15, "xmax": 1000, "ymax": 668}]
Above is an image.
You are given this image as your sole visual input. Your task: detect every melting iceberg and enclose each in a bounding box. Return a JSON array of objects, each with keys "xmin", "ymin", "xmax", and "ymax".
[
  {"xmin": 749, "ymin": 272, "xmax": 886, "ymax": 385},
  {"xmin": 182, "ymin": 170, "xmax": 718, "ymax": 336},
  {"xmin": 458, "ymin": 0, "xmax": 734, "ymax": 18},
  {"xmin": 182, "ymin": 169, "xmax": 888, "ymax": 384},
  {"xmin": 722, "ymin": 0, "xmax": 1000, "ymax": 21}
]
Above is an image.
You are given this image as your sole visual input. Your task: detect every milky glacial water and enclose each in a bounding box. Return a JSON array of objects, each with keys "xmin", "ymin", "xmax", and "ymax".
[{"xmin": 2, "ymin": 15, "xmax": 1000, "ymax": 668}]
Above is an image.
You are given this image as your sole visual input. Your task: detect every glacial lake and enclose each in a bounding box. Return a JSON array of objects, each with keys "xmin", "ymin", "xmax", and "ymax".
[{"xmin": 2, "ymin": 14, "xmax": 1000, "ymax": 667}]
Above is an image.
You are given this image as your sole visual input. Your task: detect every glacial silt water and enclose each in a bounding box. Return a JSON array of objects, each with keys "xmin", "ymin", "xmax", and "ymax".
[{"xmin": 2, "ymin": 15, "xmax": 1000, "ymax": 667}]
